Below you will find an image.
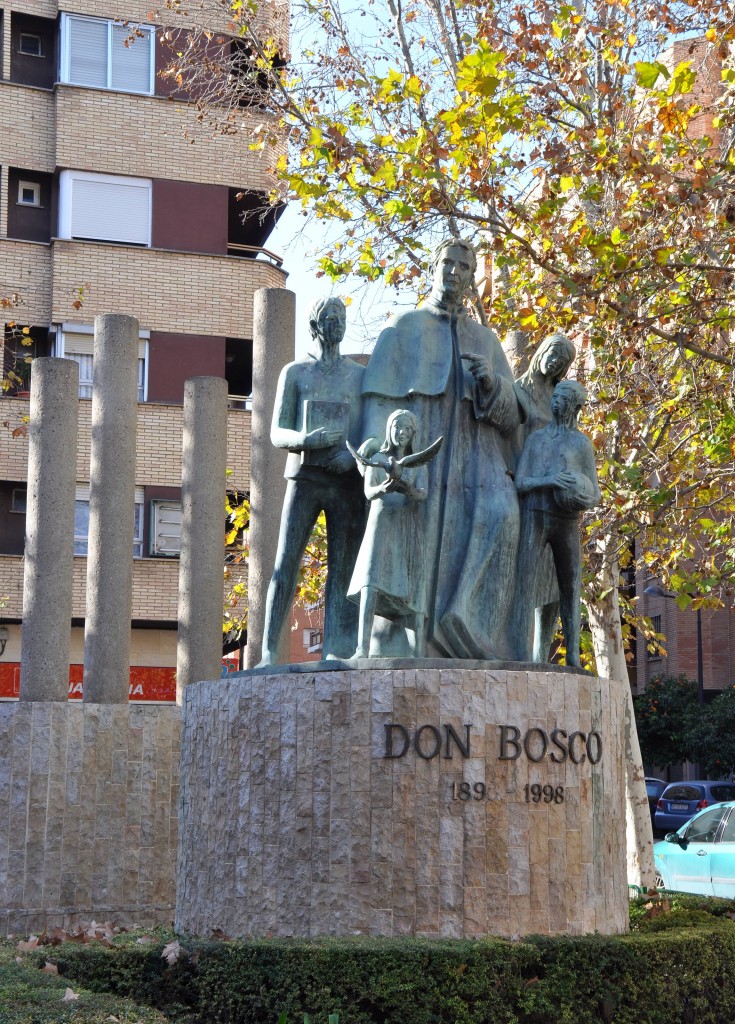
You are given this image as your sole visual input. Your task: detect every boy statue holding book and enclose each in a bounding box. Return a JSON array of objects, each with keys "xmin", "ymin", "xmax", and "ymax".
[{"xmin": 256, "ymin": 296, "xmax": 366, "ymax": 666}]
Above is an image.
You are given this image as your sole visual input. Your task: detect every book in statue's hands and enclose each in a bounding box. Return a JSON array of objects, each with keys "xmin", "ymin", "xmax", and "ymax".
[{"xmin": 301, "ymin": 399, "xmax": 350, "ymax": 467}]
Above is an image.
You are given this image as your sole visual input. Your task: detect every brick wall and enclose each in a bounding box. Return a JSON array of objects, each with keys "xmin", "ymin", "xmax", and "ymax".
[
  {"xmin": 56, "ymin": 86, "xmax": 283, "ymax": 189},
  {"xmin": 0, "ymin": 397, "xmax": 251, "ymax": 490},
  {"xmin": 51, "ymin": 239, "xmax": 286, "ymax": 335},
  {"xmin": 61, "ymin": 0, "xmax": 288, "ymax": 40},
  {"xmin": 0, "ymin": 397, "xmax": 250, "ymax": 622},
  {"xmin": 0, "ymin": 82, "xmax": 55, "ymax": 173},
  {"xmin": 0, "ymin": 240, "xmax": 52, "ymax": 322},
  {"xmin": 675, "ymin": 606, "xmax": 735, "ymax": 691},
  {"xmin": 659, "ymin": 36, "xmax": 723, "ymax": 144},
  {"xmin": 2, "ymin": 1, "xmax": 57, "ymax": 20},
  {"xmin": 0, "ymin": 0, "xmax": 288, "ymax": 42},
  {"xmin": 0, "ymin": 549, "xmax": 246, "ymax": 621}
]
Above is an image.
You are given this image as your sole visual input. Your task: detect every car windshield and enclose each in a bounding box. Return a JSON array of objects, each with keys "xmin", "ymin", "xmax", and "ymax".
[
  {"xmin": 683, "ymin": 807, "xmax": 728, "ymax": 843},
  {"xmin": 664, "ymin": 785, "xmax": 703, "ymax": 802}
]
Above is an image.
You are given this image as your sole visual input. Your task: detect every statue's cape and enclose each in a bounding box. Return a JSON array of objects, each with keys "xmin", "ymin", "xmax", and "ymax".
[{"xmin": 363, "ymin": 302, "xmax": 502, "ymax": 400}]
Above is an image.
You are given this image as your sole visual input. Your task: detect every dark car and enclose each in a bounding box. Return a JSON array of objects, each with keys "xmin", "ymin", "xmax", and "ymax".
[
  {"xmin": 654, "ymin": 801, "xmax": 735, "ymax": 897},
  {"xmin": 654, "ymin": 780, "xmax": 735, "ymax": 834},
  {"xmin": 646, "ymin": 777, "xmax": 667, "ymax": 821}
]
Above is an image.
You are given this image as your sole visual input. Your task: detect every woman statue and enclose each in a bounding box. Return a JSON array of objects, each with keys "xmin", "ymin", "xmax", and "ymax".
[
  {"xmin": 515, "ymin": 333, "xmax": 577, "ymax": 442},
  {"xmin": 511, "ymin": 333, "xmax": 576, "ymax": 662}
]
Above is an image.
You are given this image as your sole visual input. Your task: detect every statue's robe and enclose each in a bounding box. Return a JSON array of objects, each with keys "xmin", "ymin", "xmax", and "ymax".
[{"xmin": 361, "ymin": 299, "xmax": 522, "ymax": 659}]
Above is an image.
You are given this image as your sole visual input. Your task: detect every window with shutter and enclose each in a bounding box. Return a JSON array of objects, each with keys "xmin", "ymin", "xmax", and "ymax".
[
  {"xmin": 61, "ymin": 14, "xmax": 153, "ymax": 94},
  {"xmin": 58, "ymin": 170, "xmax": 152, "ymax": 246},
  {"xmin": 74, "ymin": 483, "xmax": 145, "ymax": 557},
  {"xmin": 150, "ymin": 500, "xmax": 182, "ymax": 557},
  {"xmin": 56, "ymin": 326, "xmax": 148, "ymax": 401}
]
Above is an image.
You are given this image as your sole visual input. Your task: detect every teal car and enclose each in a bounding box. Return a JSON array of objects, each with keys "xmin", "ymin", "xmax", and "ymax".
[{"xmin": 654, "ymin": 800, "xmax": 735, "ymax": 897}]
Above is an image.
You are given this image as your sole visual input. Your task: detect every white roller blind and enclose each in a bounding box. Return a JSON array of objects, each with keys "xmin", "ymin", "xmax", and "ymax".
[
  {"xmin": 62, "ymin": 331, "xmax": 147, "ymax": 360},
  {"xmin": 69, "ymin": 175, "xmax": 151, "ymax": 245},
  {"xmin": 67, "ymin": 16, "xmax": 108, "ymax": 88},
  {"xmin": 62, "ymin": 15, "xmax": 153, "ymax": 94},
  {"xmin": 111, "ymin": 24, "xmax": 151, "ymax": 93}
]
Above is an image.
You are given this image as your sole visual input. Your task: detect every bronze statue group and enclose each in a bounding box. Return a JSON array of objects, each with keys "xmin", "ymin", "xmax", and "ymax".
[{"xmin": 257, "ymin": 239, "xmax": 600, "ymax": 669}]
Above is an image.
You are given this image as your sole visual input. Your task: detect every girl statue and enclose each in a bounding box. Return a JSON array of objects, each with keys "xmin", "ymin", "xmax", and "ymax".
[{"xmin": 347, "ymin": 409, "xmax": 442, "ymax": 659}]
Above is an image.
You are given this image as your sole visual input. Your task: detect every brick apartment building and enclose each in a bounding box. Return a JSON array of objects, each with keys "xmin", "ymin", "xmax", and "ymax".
[{"xmin": 0, "ymin": 0, "xmax": 319, "ymax": 701}]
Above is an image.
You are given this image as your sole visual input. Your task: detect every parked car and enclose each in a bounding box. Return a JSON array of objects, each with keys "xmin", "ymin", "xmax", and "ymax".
[
  {"xmin": 654, "ymin": 780, "xmax": 735, "ymax": 834},
  {"xmin": 645, "ymin": 777, "xmax": 667, "ymax": 822},
  {"xmin": 654, "ymin": 800, "xmax": 735, "ymax": 897}
]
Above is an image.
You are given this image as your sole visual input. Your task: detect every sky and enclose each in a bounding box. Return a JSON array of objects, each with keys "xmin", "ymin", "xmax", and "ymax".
[
  {"xmin": 267, "ymin": 202, "xmax": 418, "ymax": 360},
  {"xmin": 263, "ymin": 0, "xmax": 421, "ymax": 361}
]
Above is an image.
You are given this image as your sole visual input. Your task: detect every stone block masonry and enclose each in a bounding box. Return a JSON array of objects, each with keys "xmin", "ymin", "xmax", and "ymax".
[
  {"xmin": 177, "ymin": 666, "xmax": 628, "ymax": 939},
  {"xmin": 0, "ymin": 702, "xmax": 181, "ymax": 935}
]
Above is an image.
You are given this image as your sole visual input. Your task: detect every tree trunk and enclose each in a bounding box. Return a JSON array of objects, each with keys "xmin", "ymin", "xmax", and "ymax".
[{"xmin": 586, "ymin": 551, "xmax": 656, "ymax": 892}]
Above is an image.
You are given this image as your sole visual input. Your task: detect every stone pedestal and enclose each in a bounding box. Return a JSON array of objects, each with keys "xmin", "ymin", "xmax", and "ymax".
[
  {"xmin": 176, "ymin": 663, "xmax": 628, "ymax": 939},
  {"xmin": 0, "ymin": 702, "xmax": 180, "ymax": 935}
]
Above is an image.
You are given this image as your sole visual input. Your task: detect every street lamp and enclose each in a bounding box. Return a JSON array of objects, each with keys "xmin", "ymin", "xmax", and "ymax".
[{"xmin": 643, "ymin": 584, "xmax": 704, "ymax": 706}]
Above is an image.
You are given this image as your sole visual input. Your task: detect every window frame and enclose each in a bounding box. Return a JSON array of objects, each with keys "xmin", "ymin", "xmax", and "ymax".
[
  {"xmin": 719, "ymin": 808, "xmax": 735, "ymax": 843},
  {"xmin": 54, "ymin": 322, "xmax": 149, "ymax": 402},
  {"xmin": 683, "ymin": 807, "xmax": 729, "ymax": 844},
  {"xmin": 74, "ymin": 484, "xmax": 145, "ymax": 558},
  {"xmin": 18, "ymin": 32, "xmax": 43, "ymax": 57},
  {"xmin": 646, "ymin": 613, "xmax": 662, "ymax": 661},
  {"xmin": 58, "ymin": 170, "xmax": 152, "ymax": 247},
  {"xmin": 10, "ymin": 487, "xmax": 27, "ymax": 513},
  {"xmin": 149, "ymin": 498, "xmax": 182, "ymax": 558},
  {"xmin": 17, "ymin": 180, "xmax": 41, "ymax": 207},
  {"xmin": 59, "ymin": 13, "xmax": 155, "ymax": 95}
]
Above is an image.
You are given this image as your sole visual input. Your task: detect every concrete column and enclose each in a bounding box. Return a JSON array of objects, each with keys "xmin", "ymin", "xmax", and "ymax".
[
  {"xmin": 83, "ymin": 314, "xmax": 139, "ymax": 703},
  {"xmin": 245, "ymin": 288, "xmax": 295, "ymax": 667},
  {"xmin": 19, "ymin": 358, "xmax": 79, "ymax": 701},
  {"xmin": 176, "ymin": 376, "xmax": 228, "ymax": 698}
]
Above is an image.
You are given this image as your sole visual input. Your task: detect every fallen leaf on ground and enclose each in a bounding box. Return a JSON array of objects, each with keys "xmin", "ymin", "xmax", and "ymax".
[
  {"xmin": 161, "ymin": 940, "xmax": 181, "ymax": 965},
  {"xmin": 62, "ymin": 987, "xmax": 79, "ymax": 1001}
]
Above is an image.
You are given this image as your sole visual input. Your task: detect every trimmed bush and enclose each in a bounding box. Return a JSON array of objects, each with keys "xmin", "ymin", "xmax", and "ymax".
[
  {"xmin": 0, "ymin": 941, "xmax": 169, "ymax": 1024},
  {"xmin": 28, "ymin": 913, "xmax": 735, "ymax": 1024}
]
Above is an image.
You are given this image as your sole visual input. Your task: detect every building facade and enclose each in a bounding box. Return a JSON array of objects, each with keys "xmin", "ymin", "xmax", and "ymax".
[{"xmin": 0, "ymin": 0, "xmax": 323, "ymax": 699}]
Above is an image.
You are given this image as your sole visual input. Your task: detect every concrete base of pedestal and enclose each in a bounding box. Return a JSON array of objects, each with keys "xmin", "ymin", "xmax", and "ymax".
[{"xmin": 176, "ymin": 663, "xmax": 628, "ymax": 939}]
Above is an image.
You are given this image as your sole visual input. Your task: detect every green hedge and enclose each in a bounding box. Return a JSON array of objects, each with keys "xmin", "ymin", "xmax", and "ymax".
[
  {"xmin": 0, "ymin": 942, "xmax": 169, "ymax": 1024},
  {"xmin": 28, "ymin": 909, "xmax": 735, "ymax": 1024}
]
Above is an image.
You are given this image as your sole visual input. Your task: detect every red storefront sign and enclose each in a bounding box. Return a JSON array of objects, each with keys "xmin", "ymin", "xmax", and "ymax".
[{"xmin": 0, "ymin": 663, "xmax": 176, "ymax": 702}]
